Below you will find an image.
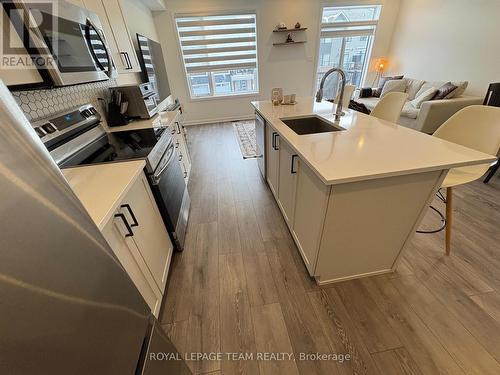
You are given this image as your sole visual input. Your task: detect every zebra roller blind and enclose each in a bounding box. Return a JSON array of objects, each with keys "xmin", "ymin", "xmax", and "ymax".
[{"xmin": 175, "ymin": 13, "xmax": 257, "ymax": 74}]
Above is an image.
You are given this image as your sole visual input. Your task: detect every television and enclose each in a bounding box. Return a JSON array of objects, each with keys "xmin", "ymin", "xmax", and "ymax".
[{"xmin": 136, "ymin": 33, "xmax": 172, "ymax": 108}]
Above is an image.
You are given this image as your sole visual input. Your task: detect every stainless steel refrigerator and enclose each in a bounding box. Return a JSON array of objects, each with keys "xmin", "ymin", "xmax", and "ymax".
[{"xmin": 0, "ymin": 82, "xmax": 191, "ymax": 375}]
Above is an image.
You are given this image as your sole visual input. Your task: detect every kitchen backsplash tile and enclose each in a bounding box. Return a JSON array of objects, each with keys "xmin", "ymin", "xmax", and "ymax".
[{"xmin": 11, "ymin": 80, "xmax": 115, "ymax": 121}]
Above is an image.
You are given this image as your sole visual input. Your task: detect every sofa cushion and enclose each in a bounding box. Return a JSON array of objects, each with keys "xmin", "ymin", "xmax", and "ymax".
[
  {"xmin": 411, "ymin": 87, "xmax": 438, "ymax": 108},
  {"xmin": 445, "ymin": 81, "xmax": 468, "ymax": 98},
  {"xmin": 357, "ymin": 97, "xmax": 419, "ymax": 119},
  {"xmin": 381, "ymin": 79, "xmax": 406, "ymax": 97},
  {"xmin": 403, "ymin": 78, "xmax": 425, "ymax": 100},
  {"xmin": 356, "ymin": 97, "xmax": 379, "ymax": 110},
  {"xmin": 433, "ymin": 82, "xmax": 458, "ymax": 100},
  {"xmin": 373, "ymin": 75, "xmax": 404, "ymax": 97},
  {"xmin": 401, "ymin": 102, "xmax": 420, "ymax": 119},
  {"xmin": 416, "ymin": 81, "xmax": 446, "ymax": 98}
]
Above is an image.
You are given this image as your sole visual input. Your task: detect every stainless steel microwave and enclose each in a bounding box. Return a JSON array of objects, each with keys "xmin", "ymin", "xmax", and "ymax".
[{"xmin": 4, "ymin": 0, "xmax": 117, "ymax": 86}]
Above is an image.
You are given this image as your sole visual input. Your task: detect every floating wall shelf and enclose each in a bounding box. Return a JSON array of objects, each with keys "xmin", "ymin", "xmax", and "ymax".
[
  {"xmin": 273, "ymin": 41, "xmax": 306, "ymax": 46},
  {"xmin": 273, "ymin": 27, "xmax": 308, "ymax": 33}
]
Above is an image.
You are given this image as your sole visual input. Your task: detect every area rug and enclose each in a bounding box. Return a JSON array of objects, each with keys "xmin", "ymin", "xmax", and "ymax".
[{"xmin": 233, "ymin": 120, "xmax": 257, "ymax": 159}]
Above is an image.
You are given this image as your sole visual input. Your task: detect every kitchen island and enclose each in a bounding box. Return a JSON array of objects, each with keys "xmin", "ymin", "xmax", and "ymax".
[{"xmin": 252, "ymin": 97, "xmax": 496, "ymax": 284}]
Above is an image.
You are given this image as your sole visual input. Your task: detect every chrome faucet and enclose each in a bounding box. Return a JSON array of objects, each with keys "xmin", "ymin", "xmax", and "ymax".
[{"xmin": 315, "ymin": 67, "xmax": 347, "ymax": 122}]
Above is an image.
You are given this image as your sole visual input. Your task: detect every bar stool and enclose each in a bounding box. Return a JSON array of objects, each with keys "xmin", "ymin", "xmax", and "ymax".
[
  {"xmin": 426, "ymin": 105, "xmax": 500, "ymax": 255},
  {"xmin": 370, "ymin": 92, "xmax": 408, "ymax": 123},
  {"xmin": 483, "ymin": 82, "xmax": 500, "ymax": 183}
]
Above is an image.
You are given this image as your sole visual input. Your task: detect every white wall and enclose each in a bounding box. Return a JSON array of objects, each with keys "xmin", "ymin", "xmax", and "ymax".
[
  {"xmin": 153, "ymin": 0, "xmax": 400, "ymax": 124},
  {"xmin": 387, "ymin": 0, "xmax": 500, "ymax": 97}
]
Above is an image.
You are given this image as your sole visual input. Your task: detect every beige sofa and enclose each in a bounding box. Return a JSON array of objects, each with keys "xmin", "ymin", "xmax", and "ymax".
[{"xmin": 357, "ymin": 78, "xmax": 482, "ymax": 134}]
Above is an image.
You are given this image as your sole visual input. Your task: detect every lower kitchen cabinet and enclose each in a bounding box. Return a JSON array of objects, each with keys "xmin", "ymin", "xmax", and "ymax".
[
  {"xmin": 102, "ymin": 213, "xmax": 163, "ymax": 316},
  {"xmin": 102, "ymin": 173, "xmax": 173, "ymax": 317},
  {"xmin": 265, "ymin": 122, "xmax": 330, "ymax": 276},
  {"xmin": 266, "ymin": 122, "xmax": 279, "ymax": 198},
  {"xmin": 293, "ymin": 158, "xmax": 330, "ymax": 274},
  {"xmin": 277, "ymin": 137, "xmax": 298, "ymax": 227}
]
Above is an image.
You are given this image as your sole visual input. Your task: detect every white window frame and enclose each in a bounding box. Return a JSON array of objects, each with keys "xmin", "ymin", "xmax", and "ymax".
[
  {"xmin": 313, "ymin": 4, "xmax": 382, "ymax": 95},
  {"xmin": 174, "ymin": 11, "xmax": 259, "ymax": 100}
]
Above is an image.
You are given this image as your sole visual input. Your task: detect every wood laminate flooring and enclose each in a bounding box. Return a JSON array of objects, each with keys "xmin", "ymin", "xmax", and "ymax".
[{"xmin": 161, "ymin": 122, "xmax": 500, "ymax": 375}]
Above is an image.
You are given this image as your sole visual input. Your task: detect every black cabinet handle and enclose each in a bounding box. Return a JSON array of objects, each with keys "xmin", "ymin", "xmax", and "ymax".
[
  {"xmin": 175, "ymin": 140, "xmax": 180, "ymax": 148},
  {"xmin": 176, "ymin": 122, "xmax": 181, "ymax": 134},
  {"xmin": 291, "ymin": 155, "xmax": 298, "ymax": 174},
  {"xmin": 125, "ymin": 52, "xmax": 132, "ymax": 69},
  {"xmin": 273, "ymin": 133, "xmax": 280, "ymax": 150},
  {"xmin": 121, "ymin": 204, "xmax": 139, "ymax": 227},
  {"xmin": 114, "ymin": 213, "xmax": 134, "ymax": 237},
  {"xmin": 179, "ymin": 153, "xmax": 183, "ymax": 161},
  {"xmin": 184, "ymin": 171, "xmax": 188, "ymax": 178},
  {"xmin": 120, "ymin": 52, "xmax": 132, "ymax": 69},
  {"xmin": 272, "ymin": 132, "xmax": 276, "ymax": 150}
]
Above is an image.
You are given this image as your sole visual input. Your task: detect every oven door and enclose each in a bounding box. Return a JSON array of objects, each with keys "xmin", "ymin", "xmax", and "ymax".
[
  {"xmin": 149, "ymin": 140, "xmax": 190, "ymax": 251},
  {"xmin": 9, "ymin": 1, "xmax": 116, "ymax": 86}
]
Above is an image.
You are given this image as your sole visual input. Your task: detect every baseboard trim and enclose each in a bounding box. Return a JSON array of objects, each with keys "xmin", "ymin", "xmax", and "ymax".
[
  {"xmin": 315, "ymin": 269, "xmax": 394, "ymax": 285},
  {"xmin": 184, "ymin": 115, "xmax": 254, "ymax": 126}
]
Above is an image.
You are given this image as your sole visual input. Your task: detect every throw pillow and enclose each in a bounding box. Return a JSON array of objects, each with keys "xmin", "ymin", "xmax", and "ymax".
[
  {"xmin": 410, "ymin": 87, "xmax": 437, "ymax": 108},
  {"xmin": 373, "ymin": 75, "xmax": 404, "ymax": 97},
  {"xmin": 403, "ymin": 78, "xmax": 426, "ymax": 100},
  {"xmin": 359, "ymin": 87, "xmax": 373, "ymax": 98},
  {"xmin": 380, "ymin": 79, "xmax": 407, "ymax": 97},
  {"xmin": 432, "ymin": 82, "xmax": 458, "ymax": 100},
  {"xmin": 444, "ymin": 81, "xmax": 468, "ymax": 99}
]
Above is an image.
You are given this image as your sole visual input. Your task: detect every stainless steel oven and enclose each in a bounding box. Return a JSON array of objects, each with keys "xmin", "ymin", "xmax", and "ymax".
[
  {"xmin": 5, "ymin": 0, "xmax": 116, "ymax": 86},
  {"xmin": 148, "ymin": 138, "xmax": 190, "ymax": 250}
]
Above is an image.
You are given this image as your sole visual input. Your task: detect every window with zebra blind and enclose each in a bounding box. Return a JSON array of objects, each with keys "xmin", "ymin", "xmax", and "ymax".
[{"xmin": 175, "ymin": 13, "xmax": 259, "ymax": 98}]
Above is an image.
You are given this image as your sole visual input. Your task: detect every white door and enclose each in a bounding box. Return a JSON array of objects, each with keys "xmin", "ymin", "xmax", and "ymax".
[
  {"xmin": 293, "ymin": 158, "xmax": 330, "ymax": 275},
  {"xmin": 277, "ymin": 139, "xmax": 298, "ymax": 226},
  {"xmin": 120, "ymin": 175, "xmax": 173, "ymax": 293},
  {"xmin": 266, "ymin": 124, "xmax": 279, "ymax": 198}
]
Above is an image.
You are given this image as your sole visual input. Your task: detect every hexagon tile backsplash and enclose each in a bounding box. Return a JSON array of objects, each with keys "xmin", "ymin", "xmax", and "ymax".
[{"xmin": 11, "ymin": 80, "xmax": 114, "ymax": 122}]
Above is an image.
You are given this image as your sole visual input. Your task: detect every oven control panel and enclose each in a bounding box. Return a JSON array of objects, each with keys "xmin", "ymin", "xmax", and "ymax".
[{"xmin": 31, "ymin": 104, "xmax": 100, "ymax": 149}]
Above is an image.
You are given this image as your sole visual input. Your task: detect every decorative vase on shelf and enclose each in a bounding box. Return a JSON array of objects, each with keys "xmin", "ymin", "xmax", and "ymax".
[
  {"xmin": 275, "ymin": 22, "xmax": 286, "ymax": 31},
  {"xmin": 295, "ymin": 22, "xmax": 301, "ymax": 29},
  {"xmin": 286, "ymin": 33, "xmax": 294, "ymax": 43}
]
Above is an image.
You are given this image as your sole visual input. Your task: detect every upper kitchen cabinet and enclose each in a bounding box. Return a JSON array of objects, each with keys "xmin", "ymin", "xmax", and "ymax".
[{"xmin": 83, "ymin": 0, "xmax": 141, "ymax": 74}]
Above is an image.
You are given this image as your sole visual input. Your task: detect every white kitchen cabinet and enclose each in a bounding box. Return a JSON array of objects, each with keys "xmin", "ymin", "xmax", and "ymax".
[
  {"xmin": 292, "ymin": 158, "xmax": 330, "ymax": 274},
  {"xmin": 277, "ymin": 138, "xmax": 298, "ymax": 227},
  {"xmin": 102, "ymin": 173, "xmax": 173, "ymax": 317},
  {"xmin": 83, "ymin": 0, "xmax": 141, "ymax": 73},
  {"xmin": 264, "ymin": 123, "xmax": 329, "ymax": 275},
  {"xmin": 102, "ymin": 209, "xmax": 163, "ymax": 317},
  {"xmin": 266, "ymin": 123, "xmax": 279, "ymax": 199},
  {"xmin": 121, "ymin": 174, "xmax": 173, "ymax": 291}
]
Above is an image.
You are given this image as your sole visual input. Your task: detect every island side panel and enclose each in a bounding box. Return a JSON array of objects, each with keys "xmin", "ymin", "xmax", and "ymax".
[{"xmin": 314, "ymin": 169, "xmax": 444, "ymax": 284}]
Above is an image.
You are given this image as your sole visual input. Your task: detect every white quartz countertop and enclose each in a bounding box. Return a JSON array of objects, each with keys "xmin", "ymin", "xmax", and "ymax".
[
  {"xmin": 252, "ymin": 97, "xmax": 497, "ymax": 185},
  {"xmin": 62, "ymin": 160, "xmax": 146, "ymax": 230},
  {"xmin": 102, "ymin": 110, "xmax": 178, "ymax": 133}
]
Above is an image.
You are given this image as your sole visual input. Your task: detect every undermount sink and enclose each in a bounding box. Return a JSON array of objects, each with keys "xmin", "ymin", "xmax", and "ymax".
[{"xmin": 280, "ymin": 115, "xmax": 345, "ymax": 135}]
